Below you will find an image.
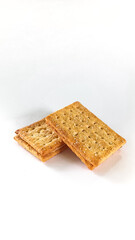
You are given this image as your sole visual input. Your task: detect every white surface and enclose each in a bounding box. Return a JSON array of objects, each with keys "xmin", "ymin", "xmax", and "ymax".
[{"xmin": 0, "ymin": 1, "xmax": 135, "ymax": 240}]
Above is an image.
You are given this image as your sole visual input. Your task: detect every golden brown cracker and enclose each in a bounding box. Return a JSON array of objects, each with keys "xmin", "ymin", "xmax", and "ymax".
[
  {"xmin": 16, "ymin": 118, "xmax": 65, "ymax": 156},
  {"xmin": 14, "ymin": 135, "xmax": 66, "ymax": 162},
  {"xmin": 46, "ymin": 101, "xmax": 126, "ymax": 169}
]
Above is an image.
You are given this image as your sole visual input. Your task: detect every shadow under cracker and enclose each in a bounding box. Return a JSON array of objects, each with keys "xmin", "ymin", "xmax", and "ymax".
[
  {"xmin": 45, "ymin": 148, "xmax": 86, "ymax": 171},
  {"xmin": 94, "ymin": 150, "xmax": 122, "ymax": 176}
]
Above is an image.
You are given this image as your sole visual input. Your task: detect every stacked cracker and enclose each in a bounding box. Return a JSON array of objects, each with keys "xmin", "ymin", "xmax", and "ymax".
[
  {"xmin": 14, "ymin": 118, "xmax": 66, "ymax": 162},
  {"xmin": 14, "ymin": 102, "xmax": 126, "ymax": 170}
]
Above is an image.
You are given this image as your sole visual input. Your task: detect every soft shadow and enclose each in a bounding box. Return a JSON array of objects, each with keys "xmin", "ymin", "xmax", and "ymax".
[
  {"xmin": 94, "ymin": 147, "xmax": 130, "ymax": 183},
  {"xmin": 46, "ymin": 147, "xmax": 129, "ymax": 182},
  {"xmin": 94, "ymin": 150, "xmax": 122, "ymax": 175},
  {"xmin": 45, "ymin": 148, "xmax": 85, "ymax": 171}
]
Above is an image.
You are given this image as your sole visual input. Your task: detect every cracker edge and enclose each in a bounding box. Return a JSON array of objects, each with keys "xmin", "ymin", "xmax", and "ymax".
[
  {"xmin": 15, "ymin": 117, "xmax": 46, "ymax": 134},
  {"xmin": 14, "ymin": 135, "xmax": 67, "ymax": 162},
  {"xmin": 15, "ymin": 118, "xmax": 65, "ymax": 156},
  {"xmin": 46, "ymin": 101, "xmax": 126, "ymax": 169}
]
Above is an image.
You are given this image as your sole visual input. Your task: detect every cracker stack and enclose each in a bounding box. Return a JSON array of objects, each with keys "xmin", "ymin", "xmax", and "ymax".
[
  {"xmin": 14, "ymin": 102, "xmax": 126, "ymax": 170},
  {"xmin": 14, "ymin": 118, "xmax": 66, "ymax": 162}
]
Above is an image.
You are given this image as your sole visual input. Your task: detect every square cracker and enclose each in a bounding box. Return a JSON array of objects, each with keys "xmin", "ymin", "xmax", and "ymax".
[
  {"xmin": 46, "ymin": 101, "xmax": 126, "ymax": 169},
  {"xmin": 14, "ymin": 118, "xmax": 66, "ymax": 161}
]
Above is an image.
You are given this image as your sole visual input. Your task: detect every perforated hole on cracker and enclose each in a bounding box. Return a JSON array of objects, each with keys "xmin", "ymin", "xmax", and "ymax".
[
  {"xmin": 14, "ymin": 118, "xmax": 66, "ymax": 162},
  {"xmin": 46, "ymin": 101, "xmax": 126, "ymax": 170}
]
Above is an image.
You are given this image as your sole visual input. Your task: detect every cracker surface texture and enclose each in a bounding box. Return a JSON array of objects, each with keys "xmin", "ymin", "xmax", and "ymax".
[
  {"xmin": 46, "ymin": 101, "xmax": 126, "ymax": 169},
  {"xmin": 14, "ymin": 118, "xmax": 66, "ymax": 162}
]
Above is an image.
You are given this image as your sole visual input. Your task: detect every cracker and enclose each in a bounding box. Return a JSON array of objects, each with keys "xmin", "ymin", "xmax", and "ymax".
[
  {"xmin": 16, "ymin": 118, "xmax": 65, "ymax": 156},
  {"xmin": 14, "ymin": 135, "xmax": 67, "ymax": 162},
  {"xmin": 14, "ymin": 118, "xmax": 66, "ymax": 161},
  {"xmin": 46, "ymin": 101, "xmax": 126, "ymax": 169}
]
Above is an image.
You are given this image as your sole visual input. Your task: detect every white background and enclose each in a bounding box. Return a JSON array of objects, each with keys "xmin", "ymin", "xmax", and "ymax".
[{"xmin": 0, "ymin": 0, "xmax": 135, "ymax": 239}]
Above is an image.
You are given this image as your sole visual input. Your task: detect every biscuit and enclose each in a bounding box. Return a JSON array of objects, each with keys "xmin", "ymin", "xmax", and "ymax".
[
  {"xmin": 14, "ymin": 135, "xmax": 67, "ymax": 162},
  {"xmin": 14, "ymin": 118, "xmax": 66, "ymax": 162},
  {"xmin": 46, "ymin": 101, "xmax": 126, "ymax": 169}
]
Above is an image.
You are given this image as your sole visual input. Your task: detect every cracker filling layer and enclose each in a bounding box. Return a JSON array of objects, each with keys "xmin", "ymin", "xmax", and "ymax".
[{"xmin": 14, "ymin": 134, "xmax": 66, "ymax": 161}]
